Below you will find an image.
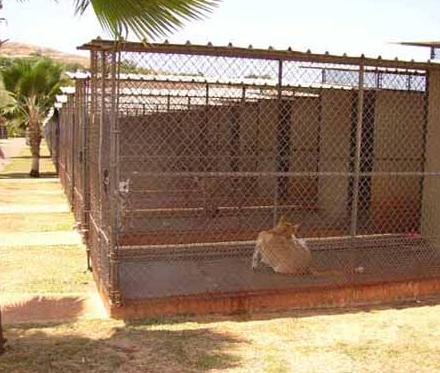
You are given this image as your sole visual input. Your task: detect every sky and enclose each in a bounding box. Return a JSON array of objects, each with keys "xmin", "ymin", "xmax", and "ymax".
[{"xmin": 1, "ymin": 0, "xmax": 440, "ymax": 61}]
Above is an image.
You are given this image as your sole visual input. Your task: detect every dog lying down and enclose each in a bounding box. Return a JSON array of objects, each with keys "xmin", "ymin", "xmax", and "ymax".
[
  {"xmin": 252, "ymin": 217, "xmax": 346, "ymax": 276},
  {"xmin": 252, "ymin": 217, "xmax": 311, "ymax": 275}
]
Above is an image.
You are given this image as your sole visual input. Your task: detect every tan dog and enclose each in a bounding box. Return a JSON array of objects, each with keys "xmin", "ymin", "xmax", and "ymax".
[{"xmin": 252, "ymin": 217, "xmax": 312, "ymax": 275}]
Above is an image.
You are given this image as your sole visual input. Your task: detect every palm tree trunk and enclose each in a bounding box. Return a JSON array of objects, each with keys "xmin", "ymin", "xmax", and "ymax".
[{"xmin": 28, "ymin": 116, "xmax": 41, "ymax": 177}]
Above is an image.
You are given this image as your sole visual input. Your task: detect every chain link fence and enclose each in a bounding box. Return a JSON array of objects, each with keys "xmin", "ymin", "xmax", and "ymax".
[
  {"xmin": 44, "ymin": 112, "xmax": 59, "ymax": 174},
  {"xmin": 51, "ymin": 40, "xmax": 440, "ymax": 310}
]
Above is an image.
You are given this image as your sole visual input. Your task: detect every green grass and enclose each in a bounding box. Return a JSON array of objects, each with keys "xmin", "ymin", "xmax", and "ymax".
[
  {"xmin": 195, "ymin": 353, "xmax": 241, "ymax": 370},
  {"xmin": 0, "ymin": 189, "xmax": 66, "ymax": 205},
  {"xmin": 0, "ymin": 245, "xmax": 91, "ymax": 293},
  {"xmin": 1, "ymin": 140, "xmax": 56, "ymax": 177},
  {"xmin": 0, "ymin": 140, "xmax": 87, "ymax": 293},
  {"xmin": 261, "ymin": 350, "xmax": 291, "ymax": 373},
  {"xmin": 0, "ymin": 180, "xmax": 61, "ymax": 190},
  {"xmin": 1, "ymin": 157, "xmax": 55, "ymax": 174},
  {"xmin": 0, "ymin": 213, "xmax": 74, "ymax": 233}
]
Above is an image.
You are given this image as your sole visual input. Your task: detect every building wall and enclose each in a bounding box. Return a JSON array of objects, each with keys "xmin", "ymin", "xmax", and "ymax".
[
  {"xmin": 318, "ymin": 89, "xmax": 353, "ymax": 223},
  {"xmin": 370, "ymin": 90, "xmax": 425, "ymax": 233},
  {"xmin": 117, "ymin": 85, "xmax": 430, "ymax": 243},
  {"xmin": 289, "ymin": 96, "xmax": 320, "ymax": 204}
]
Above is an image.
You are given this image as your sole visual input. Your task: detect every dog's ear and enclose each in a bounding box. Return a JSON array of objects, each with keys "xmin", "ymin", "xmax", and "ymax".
[{"xmin": 278, "ymin": 215, "xmax": 287, "ymax": 224}]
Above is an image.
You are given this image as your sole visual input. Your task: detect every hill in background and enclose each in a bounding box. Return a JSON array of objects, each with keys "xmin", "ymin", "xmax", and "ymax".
[{"xmin": 0, "ymin": 41, "xmax": 89, "ymax": 68}]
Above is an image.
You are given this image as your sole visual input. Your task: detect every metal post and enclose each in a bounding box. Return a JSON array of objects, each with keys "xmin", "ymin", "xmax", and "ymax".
[
  {"xmin": 350, "ymin": 63, "xmax": 365, "ymax": 236},
  {"xmin": 273, "ymin": 60, "xmax": 283, "ymax": 226},
  {"xmin": 86, "ymin": 50, "xmax": 98, "ymax": 272},
  {"xmin": 79, "ymin": 79, "xmax": 91, "ymax": 268},
  {"xmin": 108, "ymin": 46, "xmax": 121, "ymax": 305},
  {"xmin": 205, "ymin": 83, "xmax": 209, "ymax": 106},
  {"xmin": 203, "ymin": 83, "xmax": 210, "ymax": 172},
  {"xmin": 71, "ymin": 94, "xmax": 77, "ymax": 212},
  {"xmin": 55, "ymin": 111, "xmax": 60, "ymax": 174},
  {"xmin": 98, "ymin": 51, "xmax": 106, "ymax": 228}
]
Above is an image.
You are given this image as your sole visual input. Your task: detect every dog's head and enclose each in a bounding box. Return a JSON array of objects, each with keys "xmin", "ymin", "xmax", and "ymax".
[{"xmin": 276, "ymin": 216, "xmax": 300, "ymax": 237}]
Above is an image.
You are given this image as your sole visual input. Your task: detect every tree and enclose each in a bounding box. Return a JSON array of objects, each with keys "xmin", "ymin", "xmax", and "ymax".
[
  {"xmin": 17, "ymin": 0, "xmax": 220, "ymax": 40},
  {"xmin": 1, "ymin": 58, "xmax": 65, "ymax": 176}
]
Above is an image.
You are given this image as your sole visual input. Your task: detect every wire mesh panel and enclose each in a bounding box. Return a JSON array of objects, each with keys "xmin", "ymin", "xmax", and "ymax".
[
  {"xmin": 56, "ymin": 83, "xmax": 90, "ymax": 241},
  {"xmin": 72, "ymin": 87, "xmax": 82, "ymax": 225},
  {"xmin": 61, "ymin": 93, "xmax": 76, "ymax": 206},
  {"xmin": 81, "ymin": 40, "xmax": 440, "ymax": 307},
  {"xmin": 43, "ymin": 113, "xmax": 59, "ymax": 172},
  {"xmin": 57, "ymin": 103, "xmax": 67, "ymax": 191},
  {"xmin": 71, "ymin": 78, "xmax": 90, "ymax": 232},
  {"xmin": 86, "ymin": 50, "xmax": 119, "ymax": 300}
]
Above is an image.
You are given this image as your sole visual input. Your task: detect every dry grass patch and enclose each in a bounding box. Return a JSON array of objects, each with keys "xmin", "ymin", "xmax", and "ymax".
[
  {"xmin": 0, "ymin": 180, "xmax": 61, "ymax": 191},
  {"xmin": 1, "ymin": 302, "xmax": 440, "ymax": 373},
  {"xmin": 1, "ymin": 157, "xmax": 55, "ymax": 175},
  {"xmin": 0, "ymin": 189, "xmax": 66, "ymax": 205},
  {"xmin": 0, "ymin": 245, "xmax": 91, "ymax": 293},
  {"xmin": 1, "ymin": 319, "xmax": 242, "ymax": 373},
  {"xmin": 1, "ymin": 141, "xmax": 56, "ymax": 177},
  {"xmin": 0, "ymin": 212, "xmax": 74, "ymax": 233}
]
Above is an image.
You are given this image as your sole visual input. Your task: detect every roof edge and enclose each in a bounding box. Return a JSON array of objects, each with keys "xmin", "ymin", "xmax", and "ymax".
[{"xmin": 77, "ymin": 39, "xmax": 440, "ymax": 71}]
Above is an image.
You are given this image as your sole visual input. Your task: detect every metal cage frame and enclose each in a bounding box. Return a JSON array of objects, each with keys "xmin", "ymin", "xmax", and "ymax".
[{"xmin": 48, "ymin": 40, "xmax": 440, "ymax": 313}]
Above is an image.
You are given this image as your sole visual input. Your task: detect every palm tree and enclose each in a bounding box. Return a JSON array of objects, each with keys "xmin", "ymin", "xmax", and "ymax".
[
  {"xmin": 17, "ymin": 0, "xmax": 220, "ymax": 40},
  {"xmin": 1, "ymin": 58, "xmax": 65, "ymax": 176}
]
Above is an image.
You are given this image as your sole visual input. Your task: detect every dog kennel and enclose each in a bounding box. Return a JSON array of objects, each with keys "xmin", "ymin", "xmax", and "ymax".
[{"xmin": 52, "ymin": 40, "xmax": 440, "ymax": 315}]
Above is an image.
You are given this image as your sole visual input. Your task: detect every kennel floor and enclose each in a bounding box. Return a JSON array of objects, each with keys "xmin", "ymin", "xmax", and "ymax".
[{"xmin": 118, "ymin": 239, "xmax": 440, "ymax": 301}]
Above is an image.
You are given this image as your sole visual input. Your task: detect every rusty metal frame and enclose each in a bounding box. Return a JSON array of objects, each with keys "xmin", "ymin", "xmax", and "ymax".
[{"xmin": 71, "ymin": 39, "xmax": 440, "ymax": 307}]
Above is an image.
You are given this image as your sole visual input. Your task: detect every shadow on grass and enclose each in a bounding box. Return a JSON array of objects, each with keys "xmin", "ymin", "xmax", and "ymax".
[
  {"xmin": 0, "ymin": 324, "xmax": 243, "ymax": 372},
  {"xmin": 0, "ymin": 172, "xmax": 58, "ymax": 179},
  {"xmin": 2, "ymin": 297, "xmax": 86, "ymax": 325}
]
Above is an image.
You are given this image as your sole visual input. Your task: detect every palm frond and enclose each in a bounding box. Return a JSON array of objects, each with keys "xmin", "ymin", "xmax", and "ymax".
[
  {"xmin": 16, "ymin": 0, "xmax": 220, "ymax": 39},
  {"xmin": 73, "ymin": 0, "xmax": 220, "ymax": 39}
]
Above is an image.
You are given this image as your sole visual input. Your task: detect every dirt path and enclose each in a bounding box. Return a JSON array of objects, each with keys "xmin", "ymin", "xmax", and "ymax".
[{"xmin": 0, "ymin": 140, "xmax": 108, "ymax": 324}]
